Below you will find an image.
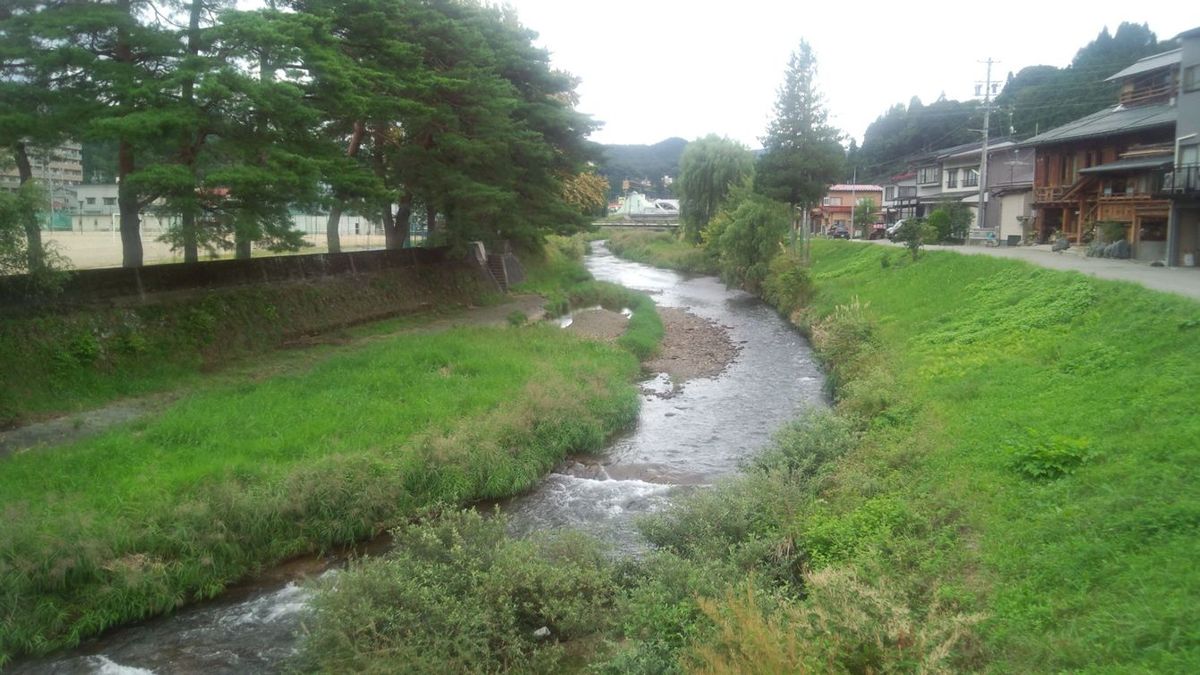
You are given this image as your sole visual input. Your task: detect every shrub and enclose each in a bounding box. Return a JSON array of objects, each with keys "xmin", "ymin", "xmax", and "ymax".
[
  {"xmin": 688, "ymin": 570, "xmax": 983, "ymax": 673},
  {"xmin": 1005, "ymin": 429, "xmax": 1095, "ymax": 480},
  {"xmin": 299, "ymin": 509, "xmax": 619, "ymax": 673},
  {"xmin": 762, "ymin": 249, "xmax": 813, "ymax": 317},
  {"xmin": 894, "ymin": 218, "xmax": 932, "ymax": 259},
  {"xmin": 753, "ymin": 411, "xmax": 857, "ymax": 485}
]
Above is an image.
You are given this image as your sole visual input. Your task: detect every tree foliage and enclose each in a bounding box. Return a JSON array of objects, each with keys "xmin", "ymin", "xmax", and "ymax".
[
  {"xmin": 926, "ymin": 201, "xmax": 973, "ymax": 242},
  {"xmin": 996, "ymin": 23, "xmax": 1163, "ymax": 138},
  {"xmin": 677, "ymin": 134, "xmax": 754, "ymax": 242},
  {"xmin": 704, "ymin": 189, "xmax": 790, "ymax": 292},
  {"xmin": 0, "ymin": 0, "xmax": 598, "ymax": 268},
  {"xmin": 852, "ymin": 197, "xmax": 877, "ymax": 238}
]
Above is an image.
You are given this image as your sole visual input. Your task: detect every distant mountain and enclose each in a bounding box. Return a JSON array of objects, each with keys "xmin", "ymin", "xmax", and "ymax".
[
  {"xmin": 597, "ymin": 137, "xmax": 688, "ymax": 198},
  {"xmin": 849, "ymin": 22, "xmax": 1169, "ymax": 182}
]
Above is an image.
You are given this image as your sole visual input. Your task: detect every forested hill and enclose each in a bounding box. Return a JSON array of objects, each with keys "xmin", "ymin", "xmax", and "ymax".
[
  {"xmin": 597, "ymin": 137, "xmax": 688, "ymax": 198},
  {"xmin": 849, "ymin": 22, "xmax": 1169, "ymax": 182}
]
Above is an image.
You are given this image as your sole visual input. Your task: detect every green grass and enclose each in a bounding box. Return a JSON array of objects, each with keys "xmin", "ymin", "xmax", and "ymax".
[
  {"xmin": 290, "ymin": 239, "xmax": 1200, "ymax": 672},
  {"xmin": 0, "ymin": 321, "xmax": 648, "ymax": 665},
  {"xmin": 787, "ymin": 241, "xmax": 1200, "ymax": 670},
  {"xmin": 0, "ymin": 264, "xmax": 493, "ymax": 426},
  {"xmin": 603, "ymin": 229, "xmax": 718, "ymax": 275}
]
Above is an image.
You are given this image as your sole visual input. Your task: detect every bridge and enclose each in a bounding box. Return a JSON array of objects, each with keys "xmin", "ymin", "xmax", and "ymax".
[{"xmin": 595, "ymin": 214, "xmax": 680, "ymax": 230}]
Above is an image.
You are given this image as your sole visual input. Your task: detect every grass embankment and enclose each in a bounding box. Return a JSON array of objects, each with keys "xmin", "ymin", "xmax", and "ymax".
[
  {"xmin": 0, "ymin": 263, "xmax": 493, "ymax": 427},
  {"xmin": 0, "ymin": 235, "xmax": 662, "ymax": 665},
  {"xmin": 302, "ymin": 239, "xmax": 1200, "ymax": 672},
  {"xmin": 603, "ymin": 229, "xmax": 718, "ymax": 275},
  {"xmin": 785, "ymin": 242, "xmax": 1200, "ymax": 671}
]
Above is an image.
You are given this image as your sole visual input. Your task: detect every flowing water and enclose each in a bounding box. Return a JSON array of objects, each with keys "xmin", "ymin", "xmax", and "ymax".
[{"xmin": 17, "ymin": 241, "xmax": 825, "ymax": 674}]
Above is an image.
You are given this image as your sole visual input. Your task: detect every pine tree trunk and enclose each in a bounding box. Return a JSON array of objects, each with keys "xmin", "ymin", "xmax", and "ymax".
[
  {"xmin": 385, "ymin": 194, "xmax": 413, "ymax": 250},
  {"xmin": 380, "ymin": 202, "xmax": 396, "ymax": 249},
  {"xmin": 12, "ymin": 142, "xmax": 45, "ymax": 272},
  {"xmin": 115, "ymin": 0, "xmax": 142, "ymax": 268},
  {"xmin": 235, "ymin": 229, "xmax": 251, "ymax": 259},
  {"xmin": 327, "ymin": 121, "xmax": 366, "ymax": 254},
  {"xmin": 179, "ymin": 0, "xmax": 202, "ymax": 264},
  {"xmin": 325, "ymin": 204, "xmax": 343, "ymax": 253},
  {"xmin": 181, "ymin": 210, "xmax": 198, "ymax": 263},
  {"xmin": 118, "ymin": 140, "xmax": 143, "ymax": 268}
]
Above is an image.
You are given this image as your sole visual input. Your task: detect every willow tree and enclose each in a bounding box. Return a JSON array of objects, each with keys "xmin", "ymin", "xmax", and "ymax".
[
  {"xmin": 755, "ymin": 40, "xmax": 843, "ymax": 262},
  {"xmin": 677, "ymin": 134, "xmax": 754, "ymax": 243}
]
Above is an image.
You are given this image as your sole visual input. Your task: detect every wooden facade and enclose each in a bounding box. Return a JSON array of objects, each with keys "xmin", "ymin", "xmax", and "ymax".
[{"xmin": 1032, "ymin": 129, "xmax": 1173, "ymax": 256}]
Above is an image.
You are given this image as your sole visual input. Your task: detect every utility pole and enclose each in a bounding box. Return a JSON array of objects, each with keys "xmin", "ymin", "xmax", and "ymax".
[
  {"xmin": 849, "ymin": 168, "xmax": 857, "ymax": 238},
  {"xmin": 977, "ymin": 58, "xmax": 996, "ymax": 234}
]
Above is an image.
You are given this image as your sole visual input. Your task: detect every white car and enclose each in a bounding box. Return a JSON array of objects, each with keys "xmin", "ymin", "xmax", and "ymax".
[{"xmin": 885, "ymin": 220, "xmax": 906, "ymax": 240}]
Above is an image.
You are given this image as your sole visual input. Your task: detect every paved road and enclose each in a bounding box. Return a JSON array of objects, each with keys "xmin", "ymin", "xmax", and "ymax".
[{"xmin": 864, "ymin": 239, "xmax": 1200, "ymax": 301}]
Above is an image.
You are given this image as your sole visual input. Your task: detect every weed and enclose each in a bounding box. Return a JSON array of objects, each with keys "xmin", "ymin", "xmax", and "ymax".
[{"xmin": 1005, "ymin": 429, "xmax": 1095, "ymax": 480}]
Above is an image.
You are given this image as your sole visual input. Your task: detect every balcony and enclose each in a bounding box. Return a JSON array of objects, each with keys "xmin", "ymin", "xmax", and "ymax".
[
  {"xmin": 1118, "ymin": 83, "xmax": 1175, "ymax": 107},
  {"xmin": 1035, "ymin": 186, "xmax": 1069, "ymax": 203},
  {"xmin": 1156, "ymin": 164, "xmax": 1200, "ymax": 196}
]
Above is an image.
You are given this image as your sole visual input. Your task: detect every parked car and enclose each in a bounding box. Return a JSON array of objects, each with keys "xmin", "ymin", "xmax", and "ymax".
[
  {"xmin": 831, "ymin": 224, "xmax": 850, "ymax": 239},
  {"xmin": 885, "ymin": 219, "xmax": 906, "ymax": 240}
]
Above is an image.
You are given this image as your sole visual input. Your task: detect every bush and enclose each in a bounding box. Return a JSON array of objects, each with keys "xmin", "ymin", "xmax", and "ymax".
[
  {"xmin": 762, "ymin": 249, "xmax": 813, "ymax": 317},
  {"xmin": 299, "ymin": 509, "xmax": 619, "ymax": 673},
  {"xmin": 927, "ymin": 202, "xmax": 973, "ymax": 243},
  {"xmin": 893, "ymin": 218, "xmax": 933, "ymax": 259},
  {"xmin": 752, "ymin": 411, "xmax": 857, "ymax": 484},
  {"xmin": 1005, "ymin": 429, "xmax": 1095, "ymax": 480}
]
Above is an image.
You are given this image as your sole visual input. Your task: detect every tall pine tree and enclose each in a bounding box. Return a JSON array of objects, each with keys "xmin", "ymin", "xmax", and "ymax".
[{"xmin": 755, "ymin": 40, "xmax": 843, "ymax": 262}]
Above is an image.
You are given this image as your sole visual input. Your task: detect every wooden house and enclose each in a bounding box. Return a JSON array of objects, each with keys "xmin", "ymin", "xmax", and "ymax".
[{"xmin": 1024, "ymin": 49, "xmax": 1181, "ymax": 261}]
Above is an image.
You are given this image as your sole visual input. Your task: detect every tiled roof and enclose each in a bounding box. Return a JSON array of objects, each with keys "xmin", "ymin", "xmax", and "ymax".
[
  {"xmin": 1078, "ymin": 154, "xmax": 1173, "ymax": 174},
  {"xmin": 1104, "ymin": 49, "xmax": 1181, "ymax": 82},
  {"xmin": 1019, "ymin": 103, "xmax": 1175, "ymax": 146},
  {"xmin": 828, "ymin": 184, "xmax": 883, "ymax": 191}
]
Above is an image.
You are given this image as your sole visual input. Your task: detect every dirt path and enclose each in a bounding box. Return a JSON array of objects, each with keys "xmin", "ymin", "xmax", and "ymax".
[{"xmin": 0, "ymin": 295, "xmax": 547, "ymax": 457}]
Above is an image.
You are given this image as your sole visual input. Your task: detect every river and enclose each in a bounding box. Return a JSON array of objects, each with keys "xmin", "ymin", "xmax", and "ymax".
[{"xmin": 17, "ymin": 241, "xmax": 825, "ymax": 674}]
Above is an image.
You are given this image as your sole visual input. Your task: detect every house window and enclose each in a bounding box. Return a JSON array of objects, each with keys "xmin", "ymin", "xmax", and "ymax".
[
  {"xmin": 823, "ymin": 197, "xmax": 842, "ymax": 206},
  {"xmin": 898, "ymin": 186, "xmax": 917, "ymax": 198},
  {"xmin": 884, "ymin": 186, "xmax": 895, "ymax": 201},
  {"xmin": 1182, "ymin": 144, "xmax": 1199, "ymax": 166},
  {"xmin": 103, "ymin": 197, "xmax": 116, "ymax": 205},
  {"xmin": 1184, "ymin": 65, "xmax": 1199, "ymax": 93},
  {"xmin": 963, "ymin": 169, "xmax": 979, "ymax": 187},
  {"xmin": 918, "ymin": 167, "xmax": 940, "ymax": 185},
  {"xmin": 945, "ymin": 169, "xmax": 958, "ymax": 188}
]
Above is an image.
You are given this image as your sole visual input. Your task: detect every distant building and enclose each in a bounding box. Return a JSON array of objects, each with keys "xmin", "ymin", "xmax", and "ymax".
[
  {"xmin": 1022, "ymin": 43, "xmax": 1186, "ymax": 261},
  {"xmin": 814, "ymin": 184, "xmax": 884, "ymax": 235},
  {"xmin": 1164, "ymin": 26, "xmax": 1200, "ymax": 266},
  {"xmin": 1, "ymin": 142, "xmax": 84, "ymax": 224}
]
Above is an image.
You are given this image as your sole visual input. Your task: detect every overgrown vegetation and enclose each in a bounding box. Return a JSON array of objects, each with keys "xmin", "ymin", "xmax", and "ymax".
[
  {"xmin": 0, "ymin": 322, "xmax": 646, "ymax": 664},
  {"xmin": 0, "ymin": 264, "xmax": 493, "ymax": 427},
  {"xmin": 591, "ymin": 236, "xmax": 1199, "ymax": 671},
  {"xmin": 604, "ymin": 229, "xmax": 717, "ymax": 275}
]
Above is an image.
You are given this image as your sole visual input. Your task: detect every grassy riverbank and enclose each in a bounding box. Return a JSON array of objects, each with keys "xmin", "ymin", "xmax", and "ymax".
[
  {"xmin": 300, "ymin": 237, "xmax": 1199, "ymax": 672},
  {"xmin": 607, "ymin": 237, "xmax": 1200, "ymax": 670},
  {"xmin": 0, "ymin": 263, "xmax": 494, "ymax": 427},
  {"xmin": 0, "ymin": 236, "xmax": 661, "ymax": 665},
  {"xmin": 603, "ymin": 229, "xmax": 718, "ymax": 275}
]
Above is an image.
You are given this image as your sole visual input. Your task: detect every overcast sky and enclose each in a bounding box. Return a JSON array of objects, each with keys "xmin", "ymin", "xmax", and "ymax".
[{"xmin": 503, "ymin": 1, "xmax": 1192, "ymax": 149}]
